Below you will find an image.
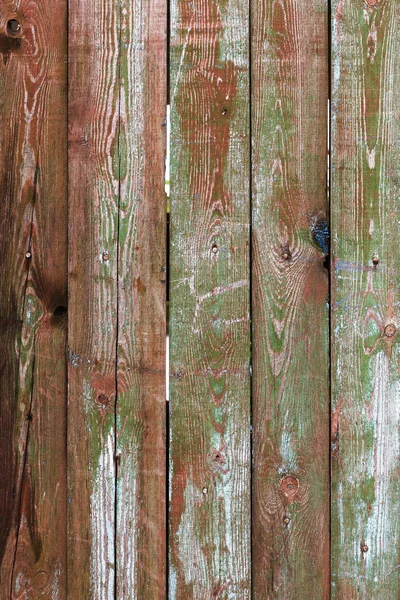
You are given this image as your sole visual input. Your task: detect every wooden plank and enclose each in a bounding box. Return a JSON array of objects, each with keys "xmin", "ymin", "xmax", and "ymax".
[
  {"xmin": 67, "ymin": 0, "xmax": 119, "ymax": 595},
  {"xmin": 115, "ymin": 0, "xmax": 167, "ymax": 597},
  {"xmin": 169, "ymin": 1, "xmax": 251, "ymax": 597},
  {"xmin": 251, "ymin": 1, "xmax": 330, "ymax": 597},
  {"xmin": 331, "ymin": 1, "xmax": 400, "ymax": 597},
  {"xmin": 0, "ymin": 1, "xmax": 68, "ymax": 596}
]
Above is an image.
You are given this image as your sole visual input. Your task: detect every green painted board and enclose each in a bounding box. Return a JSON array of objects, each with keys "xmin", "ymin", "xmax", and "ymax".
[
  {"xmin": 331, "ymin": 0, "xmax": 400, "ymax": 597},
  {"xmin": 251, "ymin": 0, "xmax": 330, "ymax": 598},
  {"xmin": 169, "ymin": 0, "xmax": 251, "ymax": 597}
]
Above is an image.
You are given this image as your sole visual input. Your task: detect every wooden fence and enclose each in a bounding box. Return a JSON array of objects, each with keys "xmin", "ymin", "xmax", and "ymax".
[{"xmin": 0, "ymin": 0, "xmax": 399, "ymax": 598}]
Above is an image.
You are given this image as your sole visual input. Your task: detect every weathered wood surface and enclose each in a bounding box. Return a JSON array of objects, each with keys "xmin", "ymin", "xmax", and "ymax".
[
  {"xmin": 0, "ymin": 1, "xmax": 68, "ymax": 597},
  {"xmin": 169, "ymin": 0, "xmax": 251, "ymax": 598},
  {"xmin": 68, "ymin": 0, "xmax": 166, "ymax": 596},
  {"xmin": 68, "ymin": 0, "xmax": 119, "ymax": 594},
  {"xmin": 115, "ymin": 0, "xmax": 166, "ymax": 598},
  {"xmin": 251, "ymin": 0, "xmax": 330, "ymax": 598},
  {"xmin": 331, "ymin": 0, "xmax": 400, "ymax": 597}
]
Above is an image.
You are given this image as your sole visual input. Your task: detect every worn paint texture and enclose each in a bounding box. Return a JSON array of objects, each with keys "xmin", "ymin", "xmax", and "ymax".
[
  {"xmin": 251, "ymin": 0, "xmax": 330, "ymax": 598},
  {"xmin": 169, "ymin": 0, "xmax": 251, "ymax": 597},
  {"xmin": 331, "ymin": 0, "xmax": 400, "ymax": 597}
]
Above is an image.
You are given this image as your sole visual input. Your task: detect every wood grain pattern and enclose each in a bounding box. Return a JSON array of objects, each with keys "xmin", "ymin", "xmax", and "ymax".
[
  {"xmin": 169, "ymin": 0, "xmax": 251, "ymax": 597},
  {"xmin": 0, "ymin": 0, "xmax": 68, "ymax": 596},
  {"xmin": 115, "ymin": 0, "xmax": 167, "ymax": 597},
  {"xmin": 68, "ymin": 0, "xmax": 119, "ymax": 595},
  {"xmin": 331, "ymin": 1, "xmax": 400, "ymax": 597},
  {"xmin": 251, "ymin": 1, "xmax": 330, "ymax": 597}
]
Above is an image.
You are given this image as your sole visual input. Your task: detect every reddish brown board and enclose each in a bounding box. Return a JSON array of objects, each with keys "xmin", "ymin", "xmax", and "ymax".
[
  {"xmin": 0, "ymin": 1, "xmax": 68, "ymax": 596},
  {"xmin": 68, "ymin": 0, "xmax": 119, "ymax": 595},
  {"xmin": 251, "ymin": 1, "xmax": 330, "ymax": 597}
]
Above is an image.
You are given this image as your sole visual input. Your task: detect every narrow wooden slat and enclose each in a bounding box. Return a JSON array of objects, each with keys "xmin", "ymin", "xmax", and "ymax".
[
  {"xmin": 331, "ymin": 1, "xmax": 400, "ymax": 597},
  {"xmin": 251, "ymin": 1, "xmax": 330, "ymax": 597},
  {"xmin": 115, "ymin": 0, "xmax": 167, "ymax": 597},
  {"xmin": 68, "ymin": 0, "xmax": 119, "ymax": 595},
  {"xmin": 0, "ymin": 0, "xmax": 67, "ymax": 596},
  {"xmin": 169, "ymin": 0, "xmax": 251, "ymax": 597}
]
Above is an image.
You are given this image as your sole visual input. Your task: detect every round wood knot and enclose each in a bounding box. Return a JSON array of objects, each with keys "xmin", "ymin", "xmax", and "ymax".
[
  {"xmin": 33, "ymin": 570, "xmax": 49, "ymax": 590},
  {"xmin": 279, "ymin": 475, "xmax": 300, "ymax": 503},
  {"xmin": 383, "ymin": 323, "xmax": 397, "ymax": 338},
  {"xmin": 7, "ymin": 19, "xmax": 21, "ymax": 36}
]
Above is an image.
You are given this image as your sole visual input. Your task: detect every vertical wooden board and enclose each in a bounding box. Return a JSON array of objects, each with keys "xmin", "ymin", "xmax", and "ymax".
[
  {"xmin": 169, "ymin": 1, "xmax": 251, "ymax": 598},
  {"xmin": 68, "ymin": 0, "xmax": 119, "ymax": 596},
  {"xmin": 116, "ymin": 0, "xmax": 166, "ymax": 597},
  {"xmin": 331, "ymin": 1, "xmax": 400, "ymax": 597},
  {"xmin": 251, "ymin": 1, "xmax": 330, "ymax": 598},
  {"xmin": 0, "ymin": 1, "xmax": 68, "ymax": 596}
]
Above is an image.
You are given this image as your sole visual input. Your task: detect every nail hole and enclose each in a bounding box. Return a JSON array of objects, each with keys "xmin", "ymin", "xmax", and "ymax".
[
  {"xmin": 53, "ymin": 306, "xmax": 67, "ymax": 318},
  {"xmin": 323, "ymin": 255, "xmax": 330, "ymax": 271},
  {"xmin": 361, "ymin": 543, "xmax": 369, "ymax": 553},
  {"xmin": 221, "ymin": 107, "xmax": 228, "ymax": 115},
  {"xmin": 7, "ymin": 19, "xmax": 21, "ymax": 36}
]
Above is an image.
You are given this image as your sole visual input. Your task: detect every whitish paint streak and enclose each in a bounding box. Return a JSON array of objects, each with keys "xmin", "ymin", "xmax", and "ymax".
[
  {"xmin": 365, "ymin": 352, "xmax": 400, "ymax": 573},
  {"xmin": 116, "ymin": 455, "xmax": 138, "ymax": 599},
  {"xmin": 90, "ymin": 432, "xmax": 115, "ymax": 599}
]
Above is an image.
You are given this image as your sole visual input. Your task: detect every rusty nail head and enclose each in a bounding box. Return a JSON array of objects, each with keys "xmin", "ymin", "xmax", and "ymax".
[
  {"xmin": 372, "ymin": 256, "xmax": 379, "ymax": 266},
  {"xmin": 283, "ymin": 516, "xmax": 290, "ymax": 525}
]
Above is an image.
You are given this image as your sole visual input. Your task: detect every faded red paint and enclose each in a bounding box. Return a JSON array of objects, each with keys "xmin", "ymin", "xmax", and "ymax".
[{"xmin": 176, "ymin": 2, "xmax": 237, "ymax": 217}]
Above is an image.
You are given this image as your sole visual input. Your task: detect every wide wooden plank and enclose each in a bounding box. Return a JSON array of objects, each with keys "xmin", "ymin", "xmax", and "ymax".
[
  {"xmin": 0, "ymin": 0, "xmax": 68, "ymax": 596},
  {"xmin": 68, "ymin": 0, "xmax": 119, "ymax": 595},
  {"xmin": 115, "ymin": 0, "xmax": 167, "ymax": 597},
  {"xmin": 331, "ymin": 1, "xmax": 400, "ymax": 597},
  {"xmin": 251, "ymin": 1, "xmax": 330, "ymax": 597},
  {"xmin": 169, "ymin": 0, "xmax": 251, "ymax": 597}
]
